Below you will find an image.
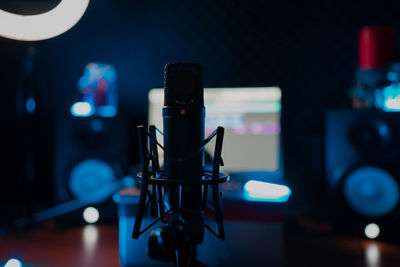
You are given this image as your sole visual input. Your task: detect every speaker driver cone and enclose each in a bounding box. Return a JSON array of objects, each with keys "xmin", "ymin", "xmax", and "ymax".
[
  {"xmin": 343, "ymin": 166, "xmax": 399, "ymax": 217},
  {"xmin": 69, "ymin": 158, "xmax": 117, "ymax": 204}
]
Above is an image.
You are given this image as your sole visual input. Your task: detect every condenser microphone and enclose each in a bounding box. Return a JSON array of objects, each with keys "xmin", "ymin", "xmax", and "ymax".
[
  {"xmin": 163, "ymin": 62, "xmax": 205, "ymax": 244},
  {"xmin": 132, "ymin": 62, "xmax": 227, "ymax": 265}
]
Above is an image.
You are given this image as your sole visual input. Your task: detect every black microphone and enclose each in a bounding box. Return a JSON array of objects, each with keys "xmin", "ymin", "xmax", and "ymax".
[
  {"xmin": 163, "ymin": 62, "xmax": 205, "ymax": 244},
  {"xmin": 132, "ymin": 62, "xmax": 228, "ymax": 266}
]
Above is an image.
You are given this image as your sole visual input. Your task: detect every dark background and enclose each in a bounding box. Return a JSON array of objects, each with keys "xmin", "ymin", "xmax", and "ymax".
[{"xmin": 2, "ymin": 0, "xmax": 400, "ymax": 221}]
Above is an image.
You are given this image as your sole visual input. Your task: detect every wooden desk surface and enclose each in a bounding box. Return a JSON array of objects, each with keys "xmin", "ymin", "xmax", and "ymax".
[
  {"xmin": 0, "ymin": 224, "xmax": 120, "ymax": 267},
  {"xmin": 1, "ymin": 223, "xmax": 400, "ymax": 267}
]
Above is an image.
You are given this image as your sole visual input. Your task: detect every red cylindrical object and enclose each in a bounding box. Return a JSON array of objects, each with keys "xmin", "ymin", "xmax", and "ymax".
[{"xmin": 359, "ymin": 25, "xmax": 395, "ymax": 70}]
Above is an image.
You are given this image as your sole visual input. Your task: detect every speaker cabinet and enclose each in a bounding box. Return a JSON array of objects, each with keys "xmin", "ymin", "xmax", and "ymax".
[
  {"xmin": 54, "ymin": 114, "xmax": 131, "ymax": 224},
  {"xmin": 326, "ymin": 109, "xmax": 400, "ymax": 240}
]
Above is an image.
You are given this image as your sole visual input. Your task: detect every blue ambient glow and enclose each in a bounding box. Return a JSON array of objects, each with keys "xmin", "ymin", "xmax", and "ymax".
[
  {"xmin": 4, "ymin": 258, "xmax": 22, "ymax": 267},
  {"xmin": 96, "ymin": 105, "xmax": 117, "ymax": 117},
  {"xmin": 378, "ymin": 123, "xmax": 389, "ymax": 136},
  {"xmin": 77, "ymin": 63, "xmax": 118, "ymax": 118},
  {"xmin": 25, "ymin": 97, "xmax": 36, "ymax": 113},
  {"xmin": 70, "ymin": 101, "xmax": 94, "ymax": 117},
  {"xmin": 89, "ymin": 119, "xmax": 104, "ymax": 132},
  {"xmin": 122, "ymin": 176, "xmax": 135, "ymax": 187},
  {"xmin": 244, "ymin": 180, "xmax": 291, "ymax": 202}
]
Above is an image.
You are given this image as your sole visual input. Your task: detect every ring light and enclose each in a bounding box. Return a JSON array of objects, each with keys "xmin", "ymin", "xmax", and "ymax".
[{"xmin": 0, "ymin": 0, "xmax": 90, "ymax": 41}]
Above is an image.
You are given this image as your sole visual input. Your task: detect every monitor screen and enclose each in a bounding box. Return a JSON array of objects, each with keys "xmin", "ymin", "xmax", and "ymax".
[{"xmin": 148, "ymin": 87, "xmax": 282, "ymax": 180}]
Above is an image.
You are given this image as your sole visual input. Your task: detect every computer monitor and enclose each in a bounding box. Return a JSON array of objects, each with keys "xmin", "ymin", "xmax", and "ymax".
[{"xmin": 148, "ymin": 87, "xmax": 282, "ymax": 181}]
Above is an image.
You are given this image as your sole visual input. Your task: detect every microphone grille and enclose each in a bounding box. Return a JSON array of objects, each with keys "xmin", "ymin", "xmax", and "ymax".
[{"xmin": 164, "ymin": 62, "xmax": 203, "ymax": 107}]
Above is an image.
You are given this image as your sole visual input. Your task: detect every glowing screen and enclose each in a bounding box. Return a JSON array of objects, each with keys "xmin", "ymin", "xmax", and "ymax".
[{"xmin": 149, "ymin": 87, "xmax": 281, "ymax": 177}]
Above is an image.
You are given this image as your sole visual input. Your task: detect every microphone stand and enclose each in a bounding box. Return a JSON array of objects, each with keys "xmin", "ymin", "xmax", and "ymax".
[
  {"xmin": 15, "ymin": 45, "xmax": 37, "ymax": 226},
  {"xmin": 132, "ymin": 125, "xmax": 228, "ymax": 267}
]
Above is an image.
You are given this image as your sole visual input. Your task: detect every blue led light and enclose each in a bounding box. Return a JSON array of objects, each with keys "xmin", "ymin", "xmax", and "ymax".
[
  {"xmin": 70, "ymin": 101, "xmax": 94, "ymax": 117},
  {"xmin": 378, "ymin": 123, "xmax": 389, "ymax": 136},
  {"xmin": 78, "ymin": 76, "xmax": 90, "ymax": 88},
  {"xmin": 374, "ymin": 84, "xmax": 400, "ymax": 111},
  {"xmin": 4, "ymin": 258, "xmax": 22, "ymax": 267},
  {"xmin": 96, "ymin": 105, "xmax": 117, "ymax": 117},
  {"xmin": 89, "ymin": 119, "xmax": 104, "ymax": 132},
  {"xmin": 154, "ymin": 228, "xmax": 163, "ymax": 244},
  {"xmin": 25, "ymin": 97, "xmax": 36, "ymax": 114},
  {"xmin": 244, "ymin": 180, "xmax": 291, "ymax": 202}
]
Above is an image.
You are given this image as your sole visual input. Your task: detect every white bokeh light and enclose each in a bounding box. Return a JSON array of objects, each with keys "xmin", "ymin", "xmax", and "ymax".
[
  {"xmin": 4, "ymin": 258, "xmax": 22, "ymax": 267},
  {"xmin": 71, "ymin": 102, "xmax": 93, "ymax": 117},
  {"xmin": 365, "ymin": 223, "xmax": 380, "ymax": 239},
  {"xmin": 0, "ymin": 0, "xmax": 90, "ymax": 41},
  {"xmin": 83, "ymin": 207, "xmax": 99, "ymax": 224}
]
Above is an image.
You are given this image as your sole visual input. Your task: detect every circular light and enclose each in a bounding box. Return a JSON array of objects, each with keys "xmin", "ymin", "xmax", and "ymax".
[
  {"xmin": 25, "ymin": 97, "xmax": 36, "ymax": 114},
  {"xmin": 365, "ymin": 223, "xmax": 380, "ymax": 239},
  {"xmin": 4, "ymin": 258, "xmax": 22, "ymax": 267},
  {"xmin": 0, "ymin": 0, "xmax": 90, "ymax": 41},
  {"xmin": 83, "ymin": 207, "xmax": 99, "ymax": 224},
  {"xmin": 344, "ymin": 167, "xmax": 399, "ymax": 217}
]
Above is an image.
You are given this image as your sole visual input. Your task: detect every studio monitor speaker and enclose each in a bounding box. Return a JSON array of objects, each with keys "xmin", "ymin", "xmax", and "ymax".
[
  {"xmin": 54, "ymin": 114, "xmax": 131, "ymax": 224},
  {"xmin": 325, "ymin": 109, "xmax": 400, "ymax": 240}
]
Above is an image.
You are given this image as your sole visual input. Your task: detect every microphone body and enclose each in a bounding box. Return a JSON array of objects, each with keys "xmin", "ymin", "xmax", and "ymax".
[
  {"xmin": 163, "ymin": 63, "xmax": 205, "ymax": 244},
  {"xmin": 132, "ymin": 63, "xmax": 227, "ymax": 265}
]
